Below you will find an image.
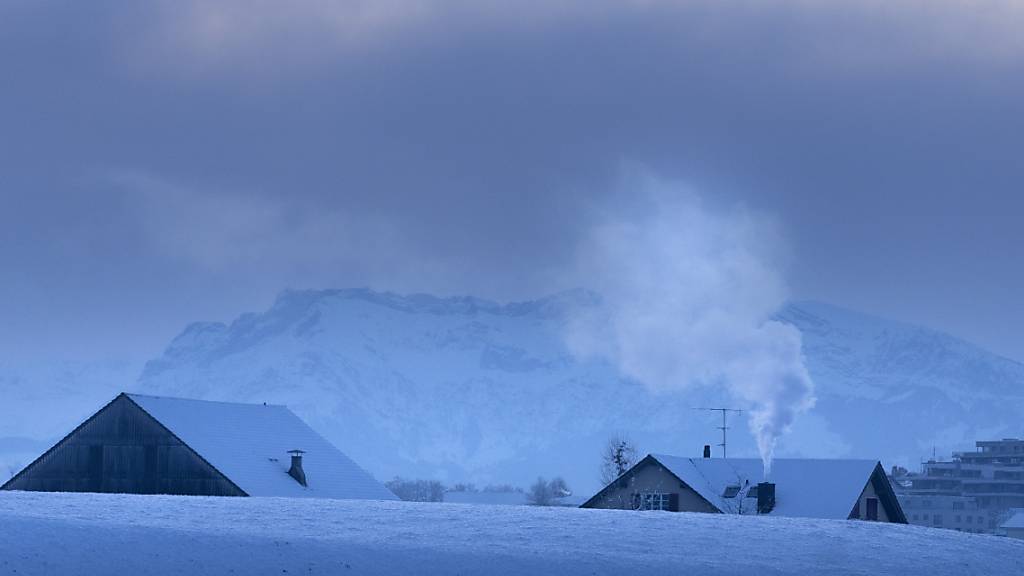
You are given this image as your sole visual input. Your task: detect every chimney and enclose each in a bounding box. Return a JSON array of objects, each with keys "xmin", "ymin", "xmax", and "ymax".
[
  {"xmin": 703, "ymin": 445, "xmax": 711, "ymax": 458},
  {"xmin": 288, "ymin": 449, "xmax": 307, "ymax": 487},
  {"xmin": 756, "ymin": 482, "xmax": 775, "ymax": 514}
]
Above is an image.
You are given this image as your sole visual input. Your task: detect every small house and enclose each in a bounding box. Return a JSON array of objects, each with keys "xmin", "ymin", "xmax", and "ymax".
[
  {"xmin": 581, "ymin": 453, "xmax": 906, "ymax": 523},
  {"xmin": 1, "ymin": 393, "xmax": 397, "ymax": 500}
]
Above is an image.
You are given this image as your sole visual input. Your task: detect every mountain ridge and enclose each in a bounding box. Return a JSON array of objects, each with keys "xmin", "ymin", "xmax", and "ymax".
[
  {"xmin": 3, "ymin": 290, "xmax": 1020, "ymax": 491},
  {"xmin": 128, "ymin": 289, "xmax": 1024, "ymax": 491}
]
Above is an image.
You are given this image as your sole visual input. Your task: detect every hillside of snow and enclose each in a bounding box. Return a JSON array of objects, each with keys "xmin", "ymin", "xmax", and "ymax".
[
  {"xmin": 125, "ymin": 289, "xmax": 1024, "ymax": 493},
  {"xmin": 2, "ymin": 491, "xmax": 1022, "ymax": 576}
]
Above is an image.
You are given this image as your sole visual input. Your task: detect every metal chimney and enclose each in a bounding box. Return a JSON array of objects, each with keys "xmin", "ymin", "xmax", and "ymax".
[
  {"xmin": 703, "ymin": 445, "xmax": 711, "ymax": 458},
  {"xmin": 288, "ymin": 449, "xmax": 307, "ymax": 487},
  {"xmin": 756, "ymin": 482, "xmax": 775, "ymax": 514}
]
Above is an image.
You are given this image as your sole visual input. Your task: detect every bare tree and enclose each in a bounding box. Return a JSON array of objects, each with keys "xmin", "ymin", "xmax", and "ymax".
[
  {"xmin": 385, "ymin": 477, "xmax": 445, "ymax": 502},
  {"xmin": 527, "ymin": 477, "xmax": 553, "ymax": 506},
  {"xmin": 548, "ymin": 477, "xmax": 571, "ymax": 498},
  {"xmin": 600, "ymin": 435, "xmax": 639, "ymax": 484},
  {"xmin": 526, "ymin": 477, "xmax": 572, "ymax": 506}
]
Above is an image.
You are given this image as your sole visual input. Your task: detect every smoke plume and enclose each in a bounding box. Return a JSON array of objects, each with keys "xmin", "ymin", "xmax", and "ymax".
[{"xmin": 567, "ymin": 180, "xmax": 815, "ymax": 476}]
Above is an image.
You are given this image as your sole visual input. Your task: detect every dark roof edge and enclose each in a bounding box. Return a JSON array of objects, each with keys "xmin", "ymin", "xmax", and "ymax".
[
  {"xmin": 2, "ymin": 393, "xmax": 126, "ymax": 490},
  {"xmin": 869, "ymin": 461, "xmax": 908, "ymax": 524}
]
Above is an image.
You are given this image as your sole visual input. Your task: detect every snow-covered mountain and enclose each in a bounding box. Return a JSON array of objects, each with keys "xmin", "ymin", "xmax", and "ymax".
[
  {"xmin": 776, "ymin": 301, "xmax": 1024, "ymax": 465},
  {"xmin": 131, "ymin": 289, "xmax": 1024, "ymax": 493}
]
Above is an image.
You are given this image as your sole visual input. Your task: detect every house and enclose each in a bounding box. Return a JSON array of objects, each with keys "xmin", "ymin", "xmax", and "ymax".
[
  {"xmin": 1, "ymin": 393, "xmax": 397, "ymax": 500},
  {"xmin": 581, "ymin": 453, "xmax": 907, "ymax": 523}
]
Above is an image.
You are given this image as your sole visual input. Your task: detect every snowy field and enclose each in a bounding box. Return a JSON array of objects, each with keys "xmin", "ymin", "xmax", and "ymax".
[{"xmin": 2, "ymin": 492, "xmax": 1023, "ymax": 576}]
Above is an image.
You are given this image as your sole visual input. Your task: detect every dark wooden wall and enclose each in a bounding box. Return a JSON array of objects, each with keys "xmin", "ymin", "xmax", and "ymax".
[{"xmin": 2, "ymin": 395, "xmax": 244, "ymax": 496}]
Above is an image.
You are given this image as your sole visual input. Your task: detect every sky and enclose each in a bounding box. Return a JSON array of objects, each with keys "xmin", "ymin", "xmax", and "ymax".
[{"xmin": 3, "ymin": 0, "xmax": 1024, "ymax": 365}]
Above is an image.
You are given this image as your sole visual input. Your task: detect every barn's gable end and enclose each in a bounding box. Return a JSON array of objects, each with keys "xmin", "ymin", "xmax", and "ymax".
[{"xmin": 1, "ymin": 394, "xmax": 245, "ymax": 496}]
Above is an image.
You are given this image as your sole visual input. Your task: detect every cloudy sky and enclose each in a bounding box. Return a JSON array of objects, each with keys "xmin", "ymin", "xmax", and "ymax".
[{"xmin": 3, "ymin": 0, "xmax": 1024, "ymax": 364}]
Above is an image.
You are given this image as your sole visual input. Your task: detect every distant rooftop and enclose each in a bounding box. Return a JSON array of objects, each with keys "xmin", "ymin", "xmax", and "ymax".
[{"xmin": 650, "ymin": 455, "xmax": 885, "ymax": 520}]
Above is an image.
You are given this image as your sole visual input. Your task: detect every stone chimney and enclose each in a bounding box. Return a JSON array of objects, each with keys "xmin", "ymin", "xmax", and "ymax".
[{"xmin": 288, "ymin": 449, "xmax": 307, "ymax": 487}]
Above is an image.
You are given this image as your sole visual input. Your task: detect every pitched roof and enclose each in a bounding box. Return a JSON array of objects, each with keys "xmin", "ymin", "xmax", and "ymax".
[
  {"xmin": 1000, "ymin": 510, "xmax": 1024, "ymax": 529},
  {"xmin": 650, "ymin": 454, "xmax": 881, "ymax": 520},
  {"xmin": 126, "ymin": 394, "xmax": 396, "ymax": 501}
]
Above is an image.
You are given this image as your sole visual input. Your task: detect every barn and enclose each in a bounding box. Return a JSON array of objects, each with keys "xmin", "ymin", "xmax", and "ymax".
[
  {"xmin": 1, "ymin": 393, "xmax": 397, "ymax": 500},
  {"xmin": 581, "ymin": 453, "xmax": 907, "ymax": 523}
]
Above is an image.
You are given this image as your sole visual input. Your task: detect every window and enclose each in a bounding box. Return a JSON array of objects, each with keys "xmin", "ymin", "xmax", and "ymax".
[
  {"xmin": 866, "ymin": 498, "xmax": 879, "ymax": 521},
  {"xmin": 933, "ymin": 514, "xmax": 943, "ymax": 526},
  {"xmin": 636, "ymin": 493, "xmax": 671, "ymax": 511}
]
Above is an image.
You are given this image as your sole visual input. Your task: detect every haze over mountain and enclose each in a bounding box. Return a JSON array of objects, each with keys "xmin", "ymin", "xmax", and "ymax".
[
  {"xmin": 3, "ymin": 289, "xmax": 1022, "ymax": 492},
  {"xmin": 55, "ymin": 288, "xmax": 1015, "ymax": 493}
]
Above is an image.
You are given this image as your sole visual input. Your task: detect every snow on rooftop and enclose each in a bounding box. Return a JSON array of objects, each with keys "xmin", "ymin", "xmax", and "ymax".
[
  {"xmin": 1001, "ymin": 510, "xmax": 1024, "ymax": 530},
  {"xmin": 126, "ymin": 393, "xmax": 396, "ymax": 501},
  {"xmin": 651, "ymin": 454, "xmax": 879, "ymax": 520}
]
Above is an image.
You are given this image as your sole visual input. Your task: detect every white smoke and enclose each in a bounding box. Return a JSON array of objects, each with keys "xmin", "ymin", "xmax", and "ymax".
[{"xmin": 566, "ymin": 180, "xmax": 814, "ymax": 476}]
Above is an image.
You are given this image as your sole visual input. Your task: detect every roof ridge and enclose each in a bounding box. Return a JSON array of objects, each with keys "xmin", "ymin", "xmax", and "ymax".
[
  {"xmin": 653, "ymin": 453, "xmax": 878, "ymax": 464},
  {"xmin": 125, "ymin": 392, "xmax": 288, "ymax": 409}
]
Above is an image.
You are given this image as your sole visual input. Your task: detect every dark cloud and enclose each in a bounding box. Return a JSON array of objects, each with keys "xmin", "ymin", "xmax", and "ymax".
[{"xmin": 2, "ymin": 1, "xmax": 1024, "ymax": 362}]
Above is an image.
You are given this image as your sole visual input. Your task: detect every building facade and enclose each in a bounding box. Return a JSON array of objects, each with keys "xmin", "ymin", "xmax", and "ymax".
[{"xmin": 894, "ymin": 439, "xmax": 1024, "ymax": 534}]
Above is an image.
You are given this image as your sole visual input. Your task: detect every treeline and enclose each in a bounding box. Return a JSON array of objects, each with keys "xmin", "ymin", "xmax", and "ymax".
[
  {"xmin": 385, "ymin": 476, "xmax": 571, "ymax": 506},
  {"xmin": 385, "ymin": 477, "xmax": 446, "ymax": 502}
]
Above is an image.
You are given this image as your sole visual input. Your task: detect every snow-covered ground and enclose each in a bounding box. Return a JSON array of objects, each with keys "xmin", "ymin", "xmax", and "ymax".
[{"xmin": 2, "ymin": 492, "xmax": 1022, "ymax": 576}]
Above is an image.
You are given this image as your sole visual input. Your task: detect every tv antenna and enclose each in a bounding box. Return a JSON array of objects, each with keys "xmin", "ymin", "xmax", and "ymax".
[{"xmin": 692, "ymin": 407, "xmax": 743, "ymax": 458}]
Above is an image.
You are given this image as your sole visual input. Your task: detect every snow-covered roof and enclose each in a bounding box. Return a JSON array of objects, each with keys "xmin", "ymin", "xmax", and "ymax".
[
  {"xmin": 650, "ymin": 454, "xmax": 879, "ymax": 520},
  {"xmin": 126, "ymin": 394, "xmax": 396, "ymax": 501},
  {"xmin": 1000, "ymin": 510, "xmax": 1024, "ymax": 529}
]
